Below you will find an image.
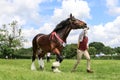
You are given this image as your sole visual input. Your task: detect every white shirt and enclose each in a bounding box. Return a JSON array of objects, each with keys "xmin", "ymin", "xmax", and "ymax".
[{"xmin": 78, "ymin": 28, "xmax": 88, "ymax": 42}]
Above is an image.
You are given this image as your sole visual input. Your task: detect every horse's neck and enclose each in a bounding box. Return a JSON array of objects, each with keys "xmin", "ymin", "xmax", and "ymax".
[{"xmin": 56, "ymin": 26, "xmax": 71, "ymax": 42}]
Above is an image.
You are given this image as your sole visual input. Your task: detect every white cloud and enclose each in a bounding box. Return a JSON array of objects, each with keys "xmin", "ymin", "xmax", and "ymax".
[
  {"xmin": 51, "ymin": 0, "xmax": 91, "ymax": 23},
  {"xmin": 89, "ymin": 16, "xmax": 120, "ymax": 47},
  {"xmin": 106, "ymin": 0, "xmax": 120, "ymax": 15},
  {"xmin": 67, "ymin": 30, "xmax": 82, "ymax": 44},
  {"xmin": 0, "ymin": 0, "xmax": 43, "ymax": 48},
  {"xmin": 22, "ymin": 23, "xmax": 54, "ymax": 48},
  {"xmin": 38, "ymin": 23, "xmax": 54, "ymax": 33},
  {"xmin": 0, "ymin": 0, "xmax": 43, "ymax": 26}
]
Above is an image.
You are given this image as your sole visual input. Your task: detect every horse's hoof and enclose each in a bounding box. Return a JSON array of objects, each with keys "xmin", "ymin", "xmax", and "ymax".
[
  {"xmin": 40, "ymin": 66, "xmax": 44, "ymax": 70},
  {"xmin": 53, "ymin": 68, "xmax": 61, "ymax": 73},
  {"xmin": 31, "ymin": 65, "xmax": 36, "ymax": 70},
  {"xmin": 31, "ymin": 67, "xmax": 36, "ymax": 71}
]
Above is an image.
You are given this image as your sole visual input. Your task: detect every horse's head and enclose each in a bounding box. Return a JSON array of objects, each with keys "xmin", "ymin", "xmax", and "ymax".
[
  {"xmin": 68, "ymin": 14, "xmax": 88, "ymax": 29},
  {"xmin": 53, "ymin": 14, "xmax": 88, "ymax": 32}
]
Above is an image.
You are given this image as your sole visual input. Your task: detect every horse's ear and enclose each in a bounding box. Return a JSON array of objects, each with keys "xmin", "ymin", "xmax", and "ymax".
[{"xmin": 70, "ymin": 13, "xmax": 72, "ymax": 19}]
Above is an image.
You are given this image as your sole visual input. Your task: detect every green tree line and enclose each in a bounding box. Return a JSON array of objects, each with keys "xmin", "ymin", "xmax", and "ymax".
[
  {"xmin": 13, "ymin": 43, "xmax": 120, "ymax": 59},
  {"xmin": 62, "ymin": 43, "xmax": 120, "ymax": 59}
]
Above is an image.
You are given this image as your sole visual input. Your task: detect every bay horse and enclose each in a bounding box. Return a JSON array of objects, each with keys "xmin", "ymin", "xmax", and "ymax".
[{"xmin": 31, "ymin": 14, "xmax": 88, "ymax": 72}]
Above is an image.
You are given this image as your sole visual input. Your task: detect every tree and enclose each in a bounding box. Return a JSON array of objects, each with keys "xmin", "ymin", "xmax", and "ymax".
[
  {"xmin": 114, "ymin": 47, "xmax": 120, "ymax": 55},
  {"xmin": 89, "ymin": 42, "xmax": 105, "ymax": 54},
  {"xmin": 88, "ymin": 47, "xmax": 97, "ymax": 57},
  {"xmin": 102, "ymin": 46, "xmax": 115, "ymax": 55},
  {"xmin": 62, "ymin": 44, "xmax": 77, "ymax": 59},
  {"xmin": 0, "ymin": 21, "xmax": 26, "ymax": 58},
  {"xmin": 15, "ymin": 47, "xmax": 32, "ymax": 56}
]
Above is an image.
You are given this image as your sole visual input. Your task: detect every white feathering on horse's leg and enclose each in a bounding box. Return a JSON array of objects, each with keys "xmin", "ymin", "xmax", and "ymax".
[
  {"xmin": 52, "ymin": 61, "xmax": 60, "ymax": 67},
  {"xmin": 52, "ymin": 61, "xmax": 61, "ymax": 73},
  {"xmin": 31, "ymin": 62, "xmax": 36, "ymax": 70},
  {"xmin": 53, "ymin": 68, "xmax": 61, "ymax": 73},
  {"xmin": 39, "ymin": 58, "xmax": 44, "ymax": 69}
]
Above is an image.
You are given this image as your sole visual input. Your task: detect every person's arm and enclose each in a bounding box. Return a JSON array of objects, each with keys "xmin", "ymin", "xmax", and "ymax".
[
  {"xmin": 77, "ymin": 39, "xmax": 80, "ymax": 48},
  {"xmin": 78, "ymin": 31, "xmax": 84, "ymax": 48}
]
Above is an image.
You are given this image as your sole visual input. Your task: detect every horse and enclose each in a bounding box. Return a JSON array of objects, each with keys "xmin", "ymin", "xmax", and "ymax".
[{"xmin": 31, "ymin": 14, "xmax": 88, "ymax": 72}]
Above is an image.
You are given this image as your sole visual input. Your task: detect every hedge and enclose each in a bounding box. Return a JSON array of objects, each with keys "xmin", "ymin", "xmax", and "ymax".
[
  {"xmin": 91, "ymin": 55, "xmax": 120, "ymax": 60},
  {"xmin": 0, "ymin": 54, "xmax": 120, "ymax": 60}
]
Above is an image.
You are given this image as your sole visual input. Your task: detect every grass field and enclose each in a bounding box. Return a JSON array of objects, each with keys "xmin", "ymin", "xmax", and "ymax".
[{"xmin": 0, "ymin": 59, "xmax": 120, "ymax": 80}]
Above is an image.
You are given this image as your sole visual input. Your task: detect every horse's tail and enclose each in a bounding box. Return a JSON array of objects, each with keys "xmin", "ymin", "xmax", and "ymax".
[
  {"xmin": 32, "ymin": 35, "xmax": 37, "ymax": 62},
  {"xmin": 32, "ymin": 34, "xmax": 44, "ymax": 62}
]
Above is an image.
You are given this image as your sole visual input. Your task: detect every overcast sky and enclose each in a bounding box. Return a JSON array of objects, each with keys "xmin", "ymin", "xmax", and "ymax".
[{"xmin": 0, "ymin": 0, "xmax": 120, "ymax": 48}]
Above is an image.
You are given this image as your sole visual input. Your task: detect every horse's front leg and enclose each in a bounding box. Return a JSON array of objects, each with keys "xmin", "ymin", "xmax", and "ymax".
[
  {"xmin": 52, "ymin": 48, "xmax": 64, "ymax": 73},
  {"xmin": 56, "ymin": 54, "xmax": 64, "ymax": 63},
  {"xmin": 38, "ymin": 57, "xmax": 44, "ymax": 70}
]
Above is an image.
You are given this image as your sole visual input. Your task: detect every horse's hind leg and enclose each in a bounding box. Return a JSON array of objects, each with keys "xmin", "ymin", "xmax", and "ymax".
[
  {"xmin": 31, "ymin": 42, "xmax": 37, "ymax": 70},
  {"xmin": 31, "ymin": 53, "xmax": 37, "ymax": 70},
  {"xmin": 38, "ymin": 49, "xmax": 45, "ymax": 70},
  {"xmin": 38, "ymin": 57, "xmax": 44, "ymax": 70}
]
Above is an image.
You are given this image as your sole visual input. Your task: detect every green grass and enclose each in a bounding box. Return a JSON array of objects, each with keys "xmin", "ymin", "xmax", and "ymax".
[{"xmin": 0, "ymin": 59, "xmax": 120, "ymax": 80}]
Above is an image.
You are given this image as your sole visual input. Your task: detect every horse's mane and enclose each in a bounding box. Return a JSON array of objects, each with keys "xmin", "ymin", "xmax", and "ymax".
[{"xmin": 53, "ymin": 18, "xmax": 70, "ymax": 32}]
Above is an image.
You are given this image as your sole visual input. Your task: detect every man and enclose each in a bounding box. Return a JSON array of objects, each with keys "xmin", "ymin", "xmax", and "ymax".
[
  {"xmin": 71, "ymin": 27, "xmax": 93, "ymax": 73},
  {"xmin": 46, "ymin": 52, "xmax": 51, "ymax": 62}
]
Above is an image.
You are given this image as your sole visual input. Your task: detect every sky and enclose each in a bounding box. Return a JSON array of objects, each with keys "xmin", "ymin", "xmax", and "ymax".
[{"xmin": 0, "ymin": 0, "xmax": 120, "ymax": 48}]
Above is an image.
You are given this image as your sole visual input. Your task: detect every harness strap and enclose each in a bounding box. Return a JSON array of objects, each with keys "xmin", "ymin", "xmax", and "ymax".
[
  {"xmin": 49, "ymin": 32, "xmax": 65, "ymax": 44},
  {"xmin": 36, "ymin": 35, "xmax": 44, "ymax": 48},
  {"xmin": 36, "ymin": 35, "xmax": 44, "ymax": 43}
]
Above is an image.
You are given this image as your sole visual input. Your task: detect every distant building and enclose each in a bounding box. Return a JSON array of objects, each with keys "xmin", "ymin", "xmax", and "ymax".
[{"xmin": 96, "ymin": 52, "xmax": 105, "ymax": 57}]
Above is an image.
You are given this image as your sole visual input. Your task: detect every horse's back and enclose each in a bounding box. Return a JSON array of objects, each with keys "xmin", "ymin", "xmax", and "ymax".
[{"xmin": 32, "ymin": 33, "xmax": 51, "ymax": 52}]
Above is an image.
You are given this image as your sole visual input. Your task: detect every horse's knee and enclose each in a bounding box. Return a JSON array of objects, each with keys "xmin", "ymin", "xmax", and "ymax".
[
  {"xmin": 56, "ymin": 55, "xmax": 64, "ymax": 63},
  {"xmin": 87, "ymin": 58, "xmax": 90, "ymax": 62}
]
